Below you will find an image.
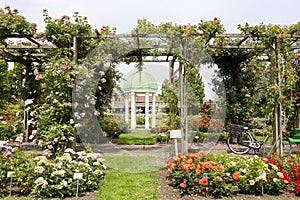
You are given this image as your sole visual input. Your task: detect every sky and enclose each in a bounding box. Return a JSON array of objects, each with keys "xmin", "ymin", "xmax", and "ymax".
[{"xmin": 1, "ymin": 0, "xmax": 300, "ymax": 33}]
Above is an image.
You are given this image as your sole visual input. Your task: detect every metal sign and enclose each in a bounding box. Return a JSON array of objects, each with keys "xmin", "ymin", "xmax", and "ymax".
[{"xmin": 170, "ymin": 130, "xmax": 182, "ymax": 139}]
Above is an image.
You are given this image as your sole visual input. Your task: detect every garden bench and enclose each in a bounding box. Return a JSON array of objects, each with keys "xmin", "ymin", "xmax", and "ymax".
[{"xmin": 288, "ymin": 128, "xmax": 300, "ymax": 143}]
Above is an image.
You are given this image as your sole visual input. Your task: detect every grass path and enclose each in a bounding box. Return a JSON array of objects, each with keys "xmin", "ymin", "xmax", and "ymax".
[{"xmin": 98, "ymin": 154, "xmax": 161, "ymax": 200}]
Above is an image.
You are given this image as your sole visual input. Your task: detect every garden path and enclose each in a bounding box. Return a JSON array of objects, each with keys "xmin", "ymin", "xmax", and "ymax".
[{"xmin": 89, "ymin": 141, "xmax": 230, "ymax": 165}]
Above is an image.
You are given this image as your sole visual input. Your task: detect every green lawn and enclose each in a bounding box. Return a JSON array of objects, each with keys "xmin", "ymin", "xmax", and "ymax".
[
  {"xmin": 98, "ymin": 155, "xmax": 160, "ymax": 200},
  {"xmin": 115, "ymin": 129, "xmax": 159, "ymax": 145},
  {"xmin": 129, "ymin": 129, "xmax": 152, "ymax": 135},
  {"xmin": 98, "ymin": 171, "xmax": 158, "ymax": 200}
]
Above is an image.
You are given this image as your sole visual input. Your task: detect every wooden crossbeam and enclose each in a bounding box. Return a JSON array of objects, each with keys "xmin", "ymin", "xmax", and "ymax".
[
  {"xmin": 1, "ymin": 33, "xmax": 300, "ymax": 64},
  {"xmin": 0, "ymin": 44, "xmax": 56, "ymax": 49}
]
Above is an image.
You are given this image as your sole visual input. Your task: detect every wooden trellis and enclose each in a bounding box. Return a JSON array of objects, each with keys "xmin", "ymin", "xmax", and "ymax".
[
  {"xmin": 0, "ymin": 34, "xmax": 56, "ymax": 64},
  {"xmin": 1, "ymin": 32, "xmax": 300, "ymax": 155}
]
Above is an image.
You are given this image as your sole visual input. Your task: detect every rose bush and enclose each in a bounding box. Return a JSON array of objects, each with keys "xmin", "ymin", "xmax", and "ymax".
[
  {"xmin": 31, "ymin": 148, "xmax": 106, "ymax": 198},
  {"xmin": 0, "ymin": 134, "xmax": 36, "ymax": 197},
  {"xmin": 30, "ymin": 57, "xmax": 78, "ymax": 156},
  {"xmin": 100, "ymin": 114, "xmax": 129, "ymax": 139},
  {"xmin": 0, "ymin": 5, "xmax": 36, "ymax": 43},
  {"xmin": 0, "ymin": 103, "xmax": 24, "ymax": 141},
  {"xmin": 166, "ymin": 152, "xmax": 298, "ymax": 198}
]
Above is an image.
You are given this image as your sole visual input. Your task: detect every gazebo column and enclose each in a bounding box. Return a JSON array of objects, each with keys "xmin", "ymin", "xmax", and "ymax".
[
  {"xmin": 124, "ymin": 94, "xmax": 129, "ymax": 123},
  {"xmin": 151, "ymin": 93, "xmax": 156, "ymax": 128},
  {"xmin": 130, "ymin": 92, "xmax": 136, "ymax": 129},
  {"xmin": 145, "ymin": 92, "xmax": 150, "ymax": 129}
]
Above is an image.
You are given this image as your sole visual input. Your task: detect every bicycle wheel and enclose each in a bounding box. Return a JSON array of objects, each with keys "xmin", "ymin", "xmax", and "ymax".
[
  {"xmin": 227, "ymin": 132, "xmax": 253, "ymax": 155},
  {"xmin": 261, "ymin": 135, "xmax": 293, "ymax": 157}
]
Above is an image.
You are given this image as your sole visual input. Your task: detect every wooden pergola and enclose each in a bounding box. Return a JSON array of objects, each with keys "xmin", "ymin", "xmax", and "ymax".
[
  {"xmin": 1, "ymin": 32, "xmax": 300, "ymax": 155},
  {"xmin": 0, "ymin": 34, "xmax": 56, "ymax": 63}
]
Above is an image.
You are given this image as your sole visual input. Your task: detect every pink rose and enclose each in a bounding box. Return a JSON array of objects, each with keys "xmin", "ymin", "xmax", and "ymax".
[
  {"xmin": 16, "ymin": 142, "xmax": 22, "ymax": 147},
  {"xmin": 3, "ymin": 151, "xmax": 12, "ymax": 158}
]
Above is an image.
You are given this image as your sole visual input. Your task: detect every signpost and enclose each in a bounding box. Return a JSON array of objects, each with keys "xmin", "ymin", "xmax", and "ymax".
[
  {"xmin": 170, "ymin": 130, "xmax": 182, "ymax": 156},
  {"xmin": 7, "ymin": 171, "xmax": 15, "ymax": 196},
  {"xmin": 74, "ymin": 173, "xmax": 83, "ymax": 200}
]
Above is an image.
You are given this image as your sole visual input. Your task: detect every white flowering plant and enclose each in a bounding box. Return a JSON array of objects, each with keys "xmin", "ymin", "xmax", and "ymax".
[
  {"xmin": 31, "ymin": 148, "xmax": 106, "ymax": 198},
  {"xmin": 214, "ymin": 154, "xmax": 289, "ymax": 195}
]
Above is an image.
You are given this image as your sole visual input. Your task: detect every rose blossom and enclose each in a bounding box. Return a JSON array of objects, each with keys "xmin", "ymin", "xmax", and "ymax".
[{"xmin": 3, "ymin": 150, "xmax": 12, "ymax": 158}]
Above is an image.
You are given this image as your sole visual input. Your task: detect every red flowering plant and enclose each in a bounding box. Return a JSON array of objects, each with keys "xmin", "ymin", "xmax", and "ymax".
[
  {"xmin": 167, "ymin": 152, "xmax": 294, "ymax": 197},
  {"xmin": 267, "ymin": 151, "xmax": 300, "ymax": 196},
  {"xmin": 166, "ymin": 152, "xmax": 203, "ymax": 195},
  {"xmin": 188, "ymin": 116, "xmax": 200, "ymax": 132},
  {"xmin": 100, "ymin": 113, "xmax": 129, "ymax": 139},
  {"xmin": 198, "ymin": 101, "xmax": 213, "ymax": 132},
  {"xmin": 288, "ymin": 152, "xmax": 300, "ymax": 196},
  {"xmin": 166, "ymin": 152, "xmax": 234, "ymax": 197},
  {"xmin": 216, "ymin": 153, "xmax": 290, "ymax": 195}
]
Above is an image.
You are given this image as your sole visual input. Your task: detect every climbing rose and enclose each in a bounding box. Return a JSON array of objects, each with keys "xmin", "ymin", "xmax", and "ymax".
[{"xmin": 3, "ymin": 151, "xmax": 12, "ymax": 158}]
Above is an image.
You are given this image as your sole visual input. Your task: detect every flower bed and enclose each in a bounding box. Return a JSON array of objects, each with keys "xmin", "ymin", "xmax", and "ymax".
[
  {"xmin": 166, "ymin": 151, "xmax": 300, "ymax": 198},
  {"xmin": 0, "ymin": 136, "xmax": 106, "ymax": 199}
]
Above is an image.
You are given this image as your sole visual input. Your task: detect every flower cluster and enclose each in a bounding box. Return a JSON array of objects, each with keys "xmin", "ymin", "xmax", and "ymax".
[
  {"xmin": 166, "ymin": 152, "xmax": 228, "ymax": 197},
  {"xmin": 0, "ymin": 5, "xmax": 36, "ymax": 41},
  {"xmin": 31, "ymin": 149, "xmax": 106, "ymax": 198},
  {"xmin": 263, "ymin": 151, "xmax": 300, "ymax": 196},
  {"xmin": 100, "ymin": 114, "xmax": 129, "ymax": 139},
  {"xmin": 166, "ymin": 152, "xmax": 293, "ymax": 197},
  {"xmin": 0, "ymin": 134, "xmax": 23, "ymax": 159}
]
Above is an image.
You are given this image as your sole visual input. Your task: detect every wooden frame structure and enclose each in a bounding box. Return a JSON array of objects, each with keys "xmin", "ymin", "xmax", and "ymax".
[{"xmin": 1, "ymin": 32, "xmax": 300, "ymax": 155}]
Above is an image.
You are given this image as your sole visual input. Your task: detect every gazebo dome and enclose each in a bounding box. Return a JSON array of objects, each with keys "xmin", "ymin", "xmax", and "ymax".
[{"xmin": 124, "ymin": 71, "xmax": 158, "ymax": 92}]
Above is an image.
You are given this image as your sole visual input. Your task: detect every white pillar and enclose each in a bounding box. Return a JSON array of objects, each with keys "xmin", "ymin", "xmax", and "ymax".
[
  {"xmin": 130, "ymin": 92, "xmax": 136, "ymax": 129},
  {"xmin": 145, "ymin": 92, "xmax": 150, "ymax": 129},
  {"xmin": 152, "ymin": 93, "xmax": 156, "ymax": 128},
  {"xmin": 125, "ymin": 94, "xmax": 129, "ymax": 123}
]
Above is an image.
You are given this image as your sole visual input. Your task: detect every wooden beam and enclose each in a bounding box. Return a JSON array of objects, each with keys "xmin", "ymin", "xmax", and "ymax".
[
  {"xmin": 142, "ymin": 59, "xmax": 169, "ymax": 62},
  {"xmin": 209, "ymin": 45, "xmax": 256, "ymax": 49},
  {"xmin": 0, "ymin": 50, "xmax": 27, "ymax": 65},
  {"xmin": 0, "ymin": 45, "xmax": 56, "ymax": 49},
  {"xmin": 76, "ymin": 33, "xmax": 169, "ymax": 38}
]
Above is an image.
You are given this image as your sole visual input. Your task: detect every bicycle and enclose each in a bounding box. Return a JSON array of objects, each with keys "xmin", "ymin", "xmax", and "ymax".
[{"xmin": 226, "ymin": 123, "xmax": 292, "ymax": 156}]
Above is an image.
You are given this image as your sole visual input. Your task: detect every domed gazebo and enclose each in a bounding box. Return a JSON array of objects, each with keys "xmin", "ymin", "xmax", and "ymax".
[{"xmin": 123, "ymin": 71, "xmax": 158, "ymax": 129}]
